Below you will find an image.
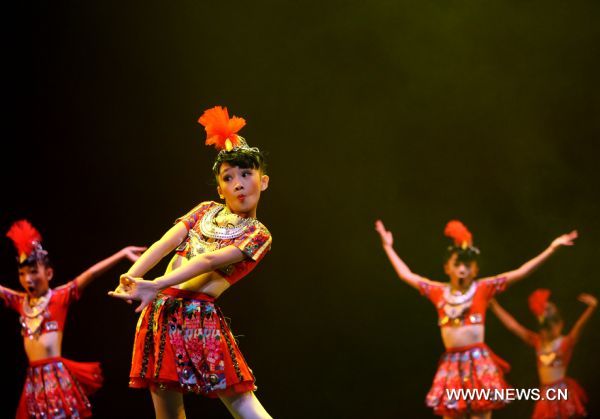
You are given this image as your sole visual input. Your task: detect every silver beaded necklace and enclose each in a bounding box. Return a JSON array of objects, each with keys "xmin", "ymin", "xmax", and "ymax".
[
  {"xmin": 442, "ymin": 282, "xmax": 476, "ymax": 319},
  {"xmin": 200, "ymin": 204, "xmax": 255, "ymax": 240},
  {"xmin": 443, "ymin": 282, "xmax": 476, "ymax": 305},
  {"xmin": 21, "ymin": 289, "xmax": 52, "ymax": 337}
]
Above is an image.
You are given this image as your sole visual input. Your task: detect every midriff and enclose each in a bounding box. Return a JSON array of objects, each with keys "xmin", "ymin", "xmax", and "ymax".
[
  {"xmin": 24, "ymin": 331, "xmax": 62, "ymax": 361},
  {"xmin": 441, "ymin": 324, "xmax": 485, "ymax": 349},
  {"xmin": 166, "ymin": 254, "xmax": 231, "ymax": 298}
]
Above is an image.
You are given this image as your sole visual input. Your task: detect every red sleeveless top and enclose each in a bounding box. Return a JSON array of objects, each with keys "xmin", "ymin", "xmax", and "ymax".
[
  {"xmin": 0, "ymin": 280, "xmax": 79, "ymax": 337},
  {"xmin": 174, "ymin": 201, "xmax": 272, "ymax": 285},
  {"xmin": 418, "ymin": 277, "xmax": 507, "ymax": 327},
  {"xmin": 529, "ymin": 334, "xmax": 574, "ymax": 368}
]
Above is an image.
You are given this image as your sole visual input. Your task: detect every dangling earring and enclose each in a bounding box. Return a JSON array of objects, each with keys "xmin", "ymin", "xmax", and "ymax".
[{"xmin": 219, "ymin": 195, "xmax": 225, "ymax": 199}]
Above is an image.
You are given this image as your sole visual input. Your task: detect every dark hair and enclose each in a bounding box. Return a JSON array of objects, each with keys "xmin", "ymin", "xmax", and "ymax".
[
  {"xmin": 18, "ymin": 252, "xmax": 51, "ymax": 269},
  {"xmin": 444, "ymin": 245, "xmax": 480, "ymax": 265},
  {"xmin": 212, "ymin": 148, "xmax": 266, "ymax": 177},
  {"xmin": 539, "ymin": 302, "xmax": 562, "ymax": 331}
]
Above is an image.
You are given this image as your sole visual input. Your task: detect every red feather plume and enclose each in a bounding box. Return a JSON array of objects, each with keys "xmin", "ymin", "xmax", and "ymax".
[
  {"xmin": 198, "ymin": 106, "xmax": 246, "ymax": 151},
  {"xmin": 6, "ymin": 220, "xmax": 42, "ymax": 259},
  {"xmin": 528, "ymin": 289, "xmax": 551, "ymax": 317},
  {"xmin": 444, "ymin": 220, "xmax": 473, "ymax": 247}
]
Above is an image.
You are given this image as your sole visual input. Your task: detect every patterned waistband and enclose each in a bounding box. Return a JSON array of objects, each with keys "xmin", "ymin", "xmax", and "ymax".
[
  {"xmin": 445, "ymin": 342, "xmax": 488, "ymax": 353},
  {"xmin": 29, "ymin": 356, "xmax": 64, "ymax": 367},
  {"xmin": 539, "ymin": 376, "xmax": 572, "ymax": 387},
  {"xmin": 162, "ymin": 287, "xmax": 216, "ymax": 302},
  {"xmin": 444, "ymin": 342, "xmax": 511, "ymax": 373}
]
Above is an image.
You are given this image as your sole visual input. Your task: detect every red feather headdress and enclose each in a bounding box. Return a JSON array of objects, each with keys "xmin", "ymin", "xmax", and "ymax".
[
  {"xmin": 444, "ymin": 220, "xmax": 473, "ymax": 249},
  {"xmin": 6, "ymin": 220, "xmax": 43, "ymax": 263},
  {"xmin": 528, "ymin": 289, "xmax": 551, "ymax": 319},
  {"xmin": 198, "ymin": 106, "xmax": 246, "ymax": 151}
]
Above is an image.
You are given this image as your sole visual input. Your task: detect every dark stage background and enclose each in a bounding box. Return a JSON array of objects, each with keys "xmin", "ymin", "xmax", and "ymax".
[{"xmin": 2, "ymin": 1, "xmax": 599, "ymax": 418}]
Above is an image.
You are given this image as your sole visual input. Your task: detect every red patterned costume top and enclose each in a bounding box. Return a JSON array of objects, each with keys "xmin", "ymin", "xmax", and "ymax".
[
  {"xmin": 527, "ymin": 334, "xmax": 588, "ymax": 418},
  {"xmin": 418, "ymin": 277, "xmax": 512, "ymax": 416},
  {"xmin": 0, "ymin": 280, "xmax": 79, "ymax": 337},
  {"xmin": 530, "ymin": 334, "xmax": 573, "ymax": 369},
  {"xmin": 129, "ymin": 201, "xmax": 272, "ymax": 396},
  {"xmin": 418, "ymin": 277, "xmax": 507, "ymax": 327},
  {"xmin": 174, "ymin": 201, "xmax": 272, "ymax": 285}
]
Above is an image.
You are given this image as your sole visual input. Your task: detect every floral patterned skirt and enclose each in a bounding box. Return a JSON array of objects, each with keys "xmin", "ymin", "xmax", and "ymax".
[
  {"xmin": 533, "ymin": 377, "xmax": 588, "ymax": 419},
  {"xmin": 17, "ymin": 357, "xmax": 102, "ymax": 419},
  {"xmin": 425, "ymin": 342, "xmax": 511, "ymax": 417},
  {"xmin": 129, "ymin": 287, "xmax": 255, "ymax": 397}
]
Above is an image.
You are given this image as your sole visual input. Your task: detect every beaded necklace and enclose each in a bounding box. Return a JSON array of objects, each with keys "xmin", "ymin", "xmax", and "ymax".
[
  {"xmin": 200, "ymin": 204, "xmax": 255, "ymax": 240},
  {"xmin": 442, "ymin": 282, "xmax": 476, "ymax": 320},
  {"xmin": 21, "ymin": 289, "xmax": 52, "ymax": 338}
]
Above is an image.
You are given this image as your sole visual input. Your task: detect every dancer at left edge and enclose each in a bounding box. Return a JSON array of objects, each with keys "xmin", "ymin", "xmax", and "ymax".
[{"xmin": 0, "ymin": 220, "xmax": 145, "ymax": 418}]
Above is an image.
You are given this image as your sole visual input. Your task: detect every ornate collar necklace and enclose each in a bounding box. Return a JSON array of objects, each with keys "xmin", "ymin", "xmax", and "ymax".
[
  {"xmin": 443, "ymin": 282, "xmax": 476, "ymax": 305},
  {"xmin": 21, "ymin": 289, "xmax": 52, "ymax": 337},
  {"xmin": 200, "ymin": 204, "xmax": 255, "ymax": 240}
]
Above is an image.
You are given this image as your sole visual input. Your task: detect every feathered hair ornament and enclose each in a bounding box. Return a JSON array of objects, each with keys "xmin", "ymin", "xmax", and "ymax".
[
  {"xmin": 444, "ymin": 220, "xmax": 473, "ymax": 249},
  {"xmin": 198, "ymin": 106, "xmax": 247, "ymax": 152},
  {"xmin": 529, "ymin": 288, "xmax": 551, "ymax": 320},
  {"xmin": 6, "ymin": 220, "xmax": 46, "ymax": 263}
]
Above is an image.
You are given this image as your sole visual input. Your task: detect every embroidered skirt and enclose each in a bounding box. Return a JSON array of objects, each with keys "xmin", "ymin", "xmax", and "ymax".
[
  {"xmin": 425, "ymin": 342, "xmax": 511, "ymax": 417},
  {"xmin": 533, "ymin": 377, "xmax": 588, "ymax": 419},
  {"xmin": 129, "ymin": 287, "xmax": 255, "ymax": 397},
  {"xmin": 17, "ymin": 357, "xmax": 103, "ymax": 419}
]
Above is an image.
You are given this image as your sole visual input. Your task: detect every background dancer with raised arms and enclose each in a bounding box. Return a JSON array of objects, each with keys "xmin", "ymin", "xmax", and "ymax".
[{"xmin": 375, "ymin": 219, "xmax": 577, "ymax": 418}]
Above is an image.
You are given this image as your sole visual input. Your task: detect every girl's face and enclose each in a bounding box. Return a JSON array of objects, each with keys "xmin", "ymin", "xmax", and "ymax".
[
  {"xmin": 444, "ymin": 253, "xmax": 479, "ymax": 290},
  {"xmin": 216, "ymin": 163, "xmax": 269, "ymax": 218},
  {"xmin": 541, "ymin": 320, "xmax": 564, "ymax": 341},
  {"xmin": 19, "ymin": 261, "xmax": 53, "ymax": 298},
  {"xmin": 540, "ymin": 303, "xmax": 563, "ymax": 340}
]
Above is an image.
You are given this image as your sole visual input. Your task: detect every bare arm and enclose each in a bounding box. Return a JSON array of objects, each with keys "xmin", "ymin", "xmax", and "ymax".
[
  {"xmin": 75, "ymin": 246, "xmax": 146, "ymax": 291},
  {"xmin": 568, "ymin": 293, "xmax": 597, "ymax": 344},
  {"xmin": 109, "ymin": 245, "xmax": 245, "ymax": 312},
  {"xmin": 484, "ymin": 230, "xmax": 578, "ymax": 286},
  {"xmin": 0, "ymin": 284, "xmax": 23, "ymax": 307},
  {"xmin": 489, "ymin": 299, "xmax": 535, "ymax": 345},
  {"xmin": 375, "ymin": 220, "xmax": 438, "ymax": 290},
  {"xmin": 0, "ymin": 284, "xmax": 17, "ymax": 295},
  {"xmin": 125, "ymin": 222, "xmax": 189, "ymax": 277},
  {"xmin": 154, "ymin": 246, "xmax": 245, "ymax": 289}
]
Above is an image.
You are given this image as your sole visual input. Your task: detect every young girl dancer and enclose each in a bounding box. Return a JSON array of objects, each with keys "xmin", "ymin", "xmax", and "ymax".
[
  {"xmin": 375, "ymin": 219, "xmax": 577, "ymax": 419},
  {"xmin": 1, "ymin": 220, "xmax": 144, "ymax": 418},
  {"xmin": 490, "ymin": 291, "xmax": 596, "ymax": 418},
  {"xmin": 109, "ymin": 106, "xmax": 272, "ymax": 419}
]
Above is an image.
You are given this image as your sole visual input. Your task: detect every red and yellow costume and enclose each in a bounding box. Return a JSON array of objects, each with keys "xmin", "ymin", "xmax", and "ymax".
[
  {"xmin": 529, "ymin": 334, "xmax": 588, "ymax": 419},
  {"xmin": 418, "ymin": 277, "xmax": 511, "ymax": 416},
  {"xmin": 527, "ymin": 289, "xmax": 588, "ymax": 419},
  {"xmin": 0, "ymin": 281, "xmax": 103, "ymax": 418},
  {"xmin": 129, "ymin": 201, "xmax": 272, "ymax": 397}
]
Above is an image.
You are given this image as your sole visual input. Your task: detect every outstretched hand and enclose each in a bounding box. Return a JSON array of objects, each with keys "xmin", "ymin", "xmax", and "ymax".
[
  {"xmin": 550, "ymin": 230, "xmax": 578, "ymax": 249},
  {"xmin": 120, "ymin": 246, "xmax": 147, "ymax": 262},
  {"xmin": 375, "ymin": 220, "xmax": 393, "ymax": 247},
  {"xmin": 108, "ymin": 274, "xmax": 158, "ymax": 312},
  {"xmin": 578, "ymin": 293, "xmax": 597, "ymax": 307}
]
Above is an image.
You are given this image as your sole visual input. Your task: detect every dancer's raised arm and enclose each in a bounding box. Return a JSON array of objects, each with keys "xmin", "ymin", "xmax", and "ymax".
[
  {"xmin": 489, "ymin": 299, "xmax": 535, "ymax": 345},
  {"xmin": 75, "ymin": 246, "xmax": 146, "ymax": 291},
  {"xmin": 482, "ymin": 230, "xmax": 578, "ymax": 286},
  {"xmin": 568, "ymin": 293, "xmax": 597, "ymax": 344},
  {"xmin": 375, "ymin": 220, "xmax": 439, "ymax": 290}
]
